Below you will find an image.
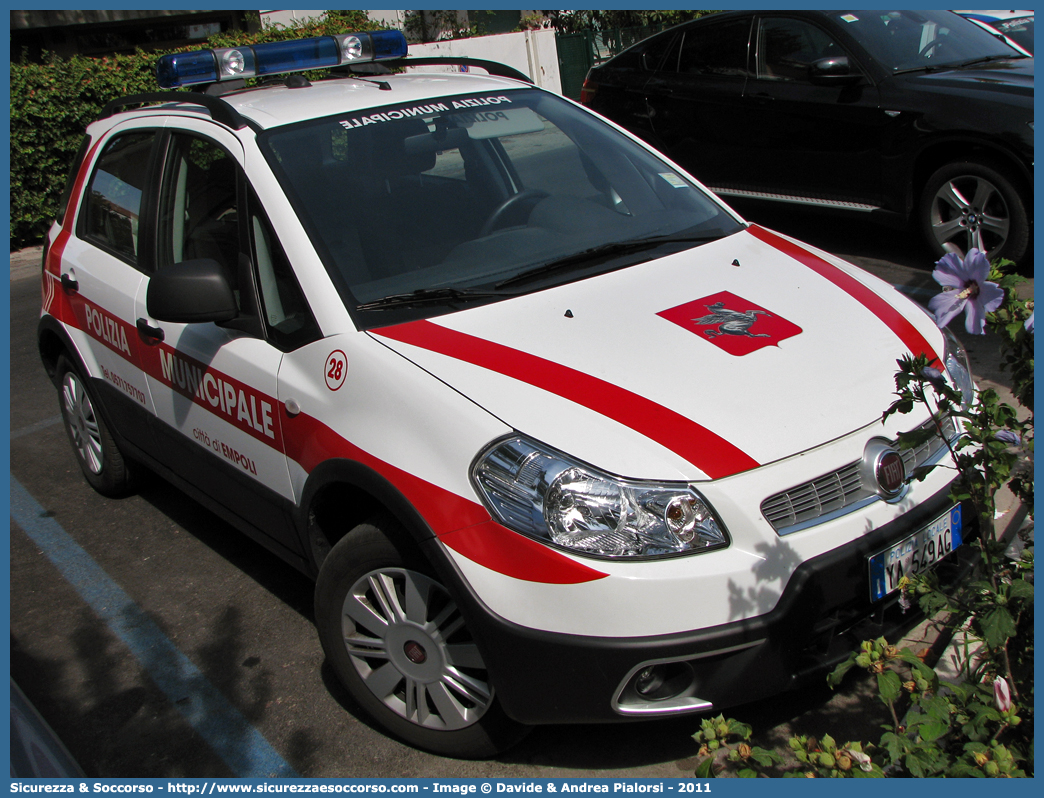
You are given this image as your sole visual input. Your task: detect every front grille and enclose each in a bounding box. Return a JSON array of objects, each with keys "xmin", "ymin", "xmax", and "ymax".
[{"xmin": 761, "ymin": 415, "xmax": 957, "ymax": 534}]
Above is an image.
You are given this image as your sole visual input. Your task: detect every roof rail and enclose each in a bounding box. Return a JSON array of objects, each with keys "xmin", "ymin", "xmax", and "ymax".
[
  {"xmin": 99, "ymin": 91, "xmax": 258, "ymax": 132},
  {"xmin": 389, "ymin": 56, "xmax": 534, "ymax": 84}
]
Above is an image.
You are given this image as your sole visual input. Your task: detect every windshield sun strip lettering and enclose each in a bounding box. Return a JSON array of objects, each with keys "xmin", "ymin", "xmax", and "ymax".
[{"xmin": 339, "ymin": 94, "xmax": 515, "ymax": 129}]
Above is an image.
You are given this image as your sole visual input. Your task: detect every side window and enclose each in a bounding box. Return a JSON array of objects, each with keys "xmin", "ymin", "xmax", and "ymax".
[
  {"xmin": 156, "ymin": 133, "xmax": 318, "ymax": 350},
  {"xmin": 57, "ymin": 135, "xmax": 93, "ymax": 226},
  {"xmin": 758, "ymin": 18, "xmax": 842, "ymax": 82},
  {"xmin": 677, "ymin": 19, "xmax": 752, "ymax": 76},
  {"xmin": 248, "ymin": 192, "xmax": 320, "ymax": 351},
  {"xmin": 157, "ymin": 134, "xmax": 240, "ymax": 273},
  {"xmin": 641, "ymin": 32, "xmax": 681, "ymax": 73},
  {"xmin": 82, "ymin": 131, "xmax": 155, "ymax": 265}
]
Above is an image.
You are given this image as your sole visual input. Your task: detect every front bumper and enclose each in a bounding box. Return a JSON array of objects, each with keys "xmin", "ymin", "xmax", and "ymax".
[{"xmin": 432, "ymin": 485, "xmax": 977, "ymax": 725}]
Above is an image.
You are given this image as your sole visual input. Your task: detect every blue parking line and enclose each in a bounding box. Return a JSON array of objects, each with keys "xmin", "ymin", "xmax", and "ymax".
[
  {"xmin": 9, "ymin": 475, "xmax": 300, "ymax": 779},
  {"xmin": 11, "ymin": 414, "xmax": 63, "ymax": 440}
]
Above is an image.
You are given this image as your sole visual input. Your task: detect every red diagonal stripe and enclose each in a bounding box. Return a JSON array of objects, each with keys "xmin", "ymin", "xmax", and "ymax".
[
  {"xmin": 748, "ymin": 225, "xmax": 940, "ymax": 365},
  {"xmin": 373, "ymin": 320, "xmax": 760, "ymax": 479}
]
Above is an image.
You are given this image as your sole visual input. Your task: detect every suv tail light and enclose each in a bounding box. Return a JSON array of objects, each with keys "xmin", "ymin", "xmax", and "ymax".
[{"xmin": 580, "ymin": 78, "xmax": 597, "ymax": 106}]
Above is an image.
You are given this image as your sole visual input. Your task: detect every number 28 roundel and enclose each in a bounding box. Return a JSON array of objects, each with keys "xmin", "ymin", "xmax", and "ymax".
[{"xmin": 324, "ymin": 350, "xmax": 348, "ymax": 391}]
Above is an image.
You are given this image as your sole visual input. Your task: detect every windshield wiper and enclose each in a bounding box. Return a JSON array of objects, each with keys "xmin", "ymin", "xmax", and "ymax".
[
  {"xmin": 955, "ymin": 54, "xmax": 1027, "ymax": 67},
  {"xmin": 356, "ymin": 286, "xmax": 512, "ymax": 311},
  {"xmin": 494, "ymin": 234, "xmax": 720, "ymax": 290},
  {"xmin": 893, "ymin": 53, "xmax": 1025, "ymax": 75}
]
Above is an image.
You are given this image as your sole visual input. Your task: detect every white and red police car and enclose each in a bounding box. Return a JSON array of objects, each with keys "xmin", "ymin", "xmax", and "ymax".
[{"xmin": 39, "ymin": 30, "xmax": 975, "ymax": 758}]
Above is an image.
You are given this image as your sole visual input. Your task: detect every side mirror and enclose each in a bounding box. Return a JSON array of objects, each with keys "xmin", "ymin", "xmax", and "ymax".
[
  {"xmin": 809, "ymin": 56, "xmax": 863, "ymax": 86},
  {"xmin": 147, "ymin": 258, "xmax": 237, "ymax": 324}
]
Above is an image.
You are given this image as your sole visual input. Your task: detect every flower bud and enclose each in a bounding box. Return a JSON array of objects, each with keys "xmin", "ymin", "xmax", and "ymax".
[
  {"xmin": 993, "ymin": 677, "xmax": 1012, "ymax": 713},
  {"xmin": 847, "ymin": 750, "xmax": 873, "ymax": 772},
  {"xmin": 737, "ymin": 743, "xmax": 752, "ymax": 760}
]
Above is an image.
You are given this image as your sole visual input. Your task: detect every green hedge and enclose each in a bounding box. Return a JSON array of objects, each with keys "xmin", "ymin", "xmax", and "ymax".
[{"xmin": 10, "ymin": 10, "xmax": 379, "ymax": 250}]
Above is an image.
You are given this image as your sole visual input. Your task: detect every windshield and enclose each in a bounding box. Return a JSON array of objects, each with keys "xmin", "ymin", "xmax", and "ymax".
[
  {"xmin": 825, "ymin": 9, "xmax": 1023, "ymax": 72},
  {"xmin": 259, "ymin": 87, "xmax": 743, "ymax": 323}
]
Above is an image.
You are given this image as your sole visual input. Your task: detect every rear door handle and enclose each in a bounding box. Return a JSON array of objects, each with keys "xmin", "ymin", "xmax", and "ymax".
[
  {"xmin": 136, "ymin": 318, "xmax": 165, "ymax": 344},
  {"xmin": 61, "ymin": 273, "xmax": 78, "ymax": 293}
]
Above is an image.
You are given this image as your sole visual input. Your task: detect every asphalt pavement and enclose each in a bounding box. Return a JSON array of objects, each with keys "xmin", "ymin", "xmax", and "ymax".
[{"xmin": 8, "ymin": 208, "xmax": 1032, "ymax": 778}]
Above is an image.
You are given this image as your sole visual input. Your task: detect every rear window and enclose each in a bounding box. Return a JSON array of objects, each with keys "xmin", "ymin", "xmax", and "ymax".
[
  {"xmin": 81, "ymin": 131, "xmax": 155, "ymax": 265},
  {"xmin": 56, "ymin": 135, "xmax": 92, "ymax": 226}
]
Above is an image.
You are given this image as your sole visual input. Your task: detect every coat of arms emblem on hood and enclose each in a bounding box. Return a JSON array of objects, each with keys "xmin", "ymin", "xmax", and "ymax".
[{"xmin": 658, "ymin": 290, "xmax": 803, "ymax": 355}]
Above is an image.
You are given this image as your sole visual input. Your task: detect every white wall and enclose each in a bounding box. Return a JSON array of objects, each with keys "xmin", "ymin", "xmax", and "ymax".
[
  {"xmin": 260, "ymin": 10, "xmax": 406, "ymax": 29},
  {"xmin": 366, "ymin": 10, "xmax": 407, "ymax": 29},
  {"xmin": 406, "ymin": 30, "xmax": 562, "ymax": 95},
  {"xmin": 259, "ymin": 10, "xmax": 326, "ymax": 27}
]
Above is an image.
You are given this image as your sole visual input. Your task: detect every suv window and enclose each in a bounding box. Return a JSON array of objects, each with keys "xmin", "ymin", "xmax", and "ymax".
[
  {"xmin": 677, "ymin": 19, "xmax": 752, "ymax": 76},
  {"xmin": 156, "ymin": 133, "xmax": 319, "ymax": 351},
  {"xmin": 57, "ymin": 135, "xmax": 92, "ymax": 226},
  {"xmin": 823, "ymin": 9, "xmax": 1017, "ymax": 72},
  {"xmin": 82, "ymin": 131, "xmax": 155, "ymax": 264},
  {"xmin": 758, "ymin": 17, "xmax": 842, "ymax": 82},
  {"xmin": 248, "ymin": 190, "xmax": 321, "ymax": 351},
  {"xmin": 157, "ymin": 134, "xmax": 240, "ymax": 274},
  {"xmin": 641, "ymin": 32, "xmax": 682, "ymax": 72}
]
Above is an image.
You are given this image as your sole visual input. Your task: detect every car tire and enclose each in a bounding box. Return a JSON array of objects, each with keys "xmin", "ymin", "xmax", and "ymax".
[
  {"xmin": 314, "ymin": 514, "xmax": 528, "ymax": 758},
  {"xmin": 920, "ymin": 160, "xmax": 1029, "ymax": 264},
  {"xmin": 56, "ymin": 354, "xmax": 135, "ymax": 497}
]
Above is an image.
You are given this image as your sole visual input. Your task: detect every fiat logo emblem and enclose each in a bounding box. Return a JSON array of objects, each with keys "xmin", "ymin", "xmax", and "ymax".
[
  {"xmin": 876, "ymin": 451, "xmax": 906, "ymax": 497},
  {"xmin": 861, "ymin": 439, "xmax": 908, "ymax": 501}
]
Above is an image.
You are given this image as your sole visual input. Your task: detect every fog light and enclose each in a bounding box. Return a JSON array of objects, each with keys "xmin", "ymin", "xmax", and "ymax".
[{"xmin": 635, "ymin": 665, "xmax": 666, "ymax": 696}]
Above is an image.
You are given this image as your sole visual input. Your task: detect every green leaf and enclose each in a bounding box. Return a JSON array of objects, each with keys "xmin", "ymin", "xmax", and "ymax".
[
  {"xmin": 918, "ymin": 720, "xmax": 949, "ymax": 743},
  {"xmin": 979, "ymin": 606, "xmax": 1017, "ymax": 649},
  {"xmin": 751, "ymin": 748, "xmax": 780, "ymax": 767},
  {"xmin": 827, "ymin": 655, "xmax": 857, "ymax": 688},
  {"xmin": 1008, "ymin": 578, "xmax": 1034, "ymax": 601},
  {"xmin": 877, "ymin": 669, "xmax": 902, "ymax": 703},
  {"xmin": 694, "ymin": 756, "xmax": 715, "ymax": 778}
]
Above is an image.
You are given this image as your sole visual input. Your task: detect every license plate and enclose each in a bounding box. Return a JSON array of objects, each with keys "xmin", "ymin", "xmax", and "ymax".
[{"xmin": 868, "ymin": 505, "xmax": 963, "ymax": 601}]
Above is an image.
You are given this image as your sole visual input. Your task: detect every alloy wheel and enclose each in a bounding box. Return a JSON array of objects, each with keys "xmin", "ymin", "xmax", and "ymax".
[
  {"xmin": 927, "ymin": 173, "xmax": 1011, "ymax": 259},
  {"xmin": 341, "ymin": 567, "xmax": 492, "ymax": 731},
  {"xmin": 61, "ymin": 371, "xmax": 104, "ymax": 475}
]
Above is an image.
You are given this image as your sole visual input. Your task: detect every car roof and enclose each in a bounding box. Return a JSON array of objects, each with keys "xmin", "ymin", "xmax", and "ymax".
[{"xmin": 103, "ymin": 71, "xmax": 533, "ymax": 132}]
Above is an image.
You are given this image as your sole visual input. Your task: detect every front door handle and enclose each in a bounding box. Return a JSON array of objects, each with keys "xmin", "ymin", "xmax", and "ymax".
[
  {"xmin": 136, "ymin": 318, "xmax": 165, "ymax": 344},
  {"xmin": 61, "ymin": 273, "xmax": 78, "ymax": 293}
]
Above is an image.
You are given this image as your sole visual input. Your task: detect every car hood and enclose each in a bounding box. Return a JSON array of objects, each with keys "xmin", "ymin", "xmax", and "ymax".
[{"xmin": 370, "ymin": 225, "xmax": 945, "ymax": 482}]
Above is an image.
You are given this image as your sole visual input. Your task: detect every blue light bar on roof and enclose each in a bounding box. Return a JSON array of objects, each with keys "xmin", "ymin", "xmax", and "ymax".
[{"xmin": 155, "ymin": 30, "xmax": 409, "ymax": 89}]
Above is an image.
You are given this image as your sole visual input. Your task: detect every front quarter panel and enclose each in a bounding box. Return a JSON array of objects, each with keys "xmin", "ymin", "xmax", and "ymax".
[{"xmin": 276, "ymin": 329, "xmax": 510, "ymax": 533}]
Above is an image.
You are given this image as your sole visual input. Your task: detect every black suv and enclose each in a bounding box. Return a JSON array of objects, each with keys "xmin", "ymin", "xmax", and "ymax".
[{"xmin": 582, "ymin": 9, "xmax": 1033, "ymax": 263}]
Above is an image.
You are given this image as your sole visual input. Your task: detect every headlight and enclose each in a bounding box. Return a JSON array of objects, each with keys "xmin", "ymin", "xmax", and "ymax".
[
  {"xmin": 943, "ymin": 329, "xmax": 974, "ymax": 408},
  {"xmin": 471, "ymin": 436, "xmax": 729, "ymax": 559}
]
